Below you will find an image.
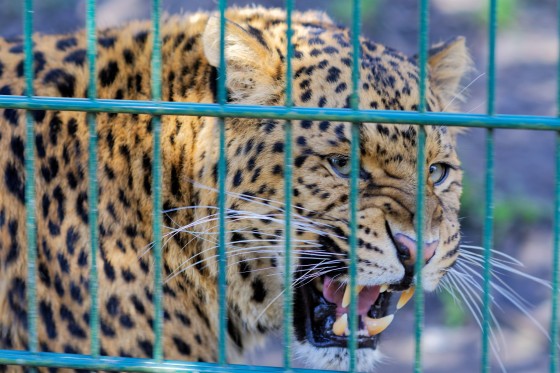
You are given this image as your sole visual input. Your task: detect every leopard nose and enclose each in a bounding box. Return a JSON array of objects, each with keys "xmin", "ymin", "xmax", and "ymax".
[{"xmin": 394, "ymin": 233, "xmax": 439, "ymax": 267}]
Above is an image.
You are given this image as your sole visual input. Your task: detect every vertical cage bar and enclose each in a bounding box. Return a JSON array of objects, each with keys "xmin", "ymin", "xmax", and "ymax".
[
  {"xmin": 415, "ymin": 0, "xmax": 429, "ymax": 371},
  {"xmin": 86, "ymin": 0, "xmax": 99, "ymax": 358},
  {"xmin": 414, "ymin": 130, "xmax": 426, "ymax": 373},
  {"xmin": 551, "ymin": 132, "xmax": 560, "ymax": 373},
  {"xmin": 348, "ymin": 0, "xmax": 362, "ymax": 371},
  {"xmin": 481, "ymin": 130, "xmax": 494, "ymax": 373},
  {"xmin": 550, "ymin": 1, "xmax": 560, "ymax": 369},
  {"xmin": 282, "ymin": 0, "xmax": 294, "ymax": 368},
  {"xmin": 350, "ymin": 0, "xmax": 362, "ymax": 111},
  {"xmin": 417, "ymin": 0, "xmax": 429, "ymax": 113},
  {"xmin": 487, "ymin": 0, "xmax": 497, "ymax": 117},
  {"xmin": 482, "ymin": 0, "xmax": 497, "ymax": 371},
  {"xmin": 217, "ymin": 0, "xmax": 228, "ymax": 365},
  {"xmin": 23, "ymin": 0, "xmax": 38, "ymax": 356},
  {"xmin": 151, "ymin": 0, "xmax": 164, "ymax": 362}
]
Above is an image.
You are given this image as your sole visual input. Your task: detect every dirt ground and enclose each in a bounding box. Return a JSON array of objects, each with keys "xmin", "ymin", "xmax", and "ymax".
[{"xmin": 0, "ymin": 0, "xmax": 557, "ymax": 372}]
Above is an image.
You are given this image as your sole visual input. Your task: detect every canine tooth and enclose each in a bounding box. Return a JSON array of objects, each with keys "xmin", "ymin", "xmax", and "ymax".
[
  {"xmin": 341, "ymin": 285, "xmax": 365, "ymax": 308},
  {"xmin": 314, "ymin": 278, "xmax": 323, "ymax": 293},
  {"xmin": 380, "ymin": 284, "xmax": 389, "ymax": 293},
  {"xmin": 364, "ymin": 314, "xmax": 394, "ymax": 336},
  {"xmin": 333, "ymin": 313, "xmax": 348, "ymax": 336},
  {"xmin": 396, "ymin": 286, "xmax": 415, "ymax": 310}
]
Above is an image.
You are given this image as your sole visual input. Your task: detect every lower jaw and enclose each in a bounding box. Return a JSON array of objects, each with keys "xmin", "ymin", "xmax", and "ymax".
[
  {"xmin": 293, "ymin": 279, "xmax": 392, "ymax": 350},
  {"xmin": 293, "ymin": 341, "xmax": 384, "ymax": 372}
]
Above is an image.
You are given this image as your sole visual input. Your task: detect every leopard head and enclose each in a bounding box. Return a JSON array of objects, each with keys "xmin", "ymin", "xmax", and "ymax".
[{"xmin": 198, "ymin": 9, "xmax": 470, "ymax": 370}]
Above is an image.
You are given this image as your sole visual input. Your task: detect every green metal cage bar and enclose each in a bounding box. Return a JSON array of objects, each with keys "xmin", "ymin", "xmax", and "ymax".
[
  {"xmin": 86, "ymin": 0, "xmax": 100, "ymax": 358},
  {"xmin": 414, "ymin": 0, "xmax": 429, "ymax": 371},
  {"xmin": 481, "ymin": 0, "xmax": 497, "ymax": 371},
  {"xmin": 4, "ymin": 95, "xmax": 560, "ymax": 129},
  {"xmin": 551, "ymin": 1, "xmax": 560, "ymax": 371},
  {"xmin": 481, "ymin": 130, "xmax": 494, "ymax": 373},
  {"xmin": 217, "ymin": 0, "xmax": 228, "ymax": 365},
  {"xmin": 23, "ymin": 0, "xmax": 38, "ymax": 359},
  {"xmin": 552, "ymin": 131, "xmax": 560, "ymax": 373},
  {"xmin": 348, "ymin": 0, "xmax": 362, "ymax": 370},
  {"xmin": 0, "ymin": 350, "xmax": 344, "ymax": 372},
  {"xmin": 1, "ymin": 0, "xmax": 559, "ymax": 372},
  {"xmin": 282, "ymin": 0, "xmax": 295, "ymax": 368},
  {"xmin": 150, "ymin": 0, "xmax": 164, "ymax": 362}
]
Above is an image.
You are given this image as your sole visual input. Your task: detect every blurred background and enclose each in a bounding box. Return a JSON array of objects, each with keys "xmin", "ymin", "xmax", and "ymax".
[{"xmin": 0, "ymin": 0, "xmax": 557, "ymax": 372}]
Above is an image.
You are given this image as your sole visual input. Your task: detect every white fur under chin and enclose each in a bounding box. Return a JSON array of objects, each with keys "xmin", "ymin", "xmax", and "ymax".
[{"xmin": 294, "ymin": 341, "xmax": 384, "ymax": 372}]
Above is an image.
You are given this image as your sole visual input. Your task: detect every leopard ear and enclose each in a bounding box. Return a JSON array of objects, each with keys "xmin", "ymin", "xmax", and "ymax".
[
  {"xmin": 426, "ymin": 36, "xmax": 472, "ymax": 111},
  {"xmin": 202, "ymin": 16, "xmax": 284, "ymax": 105}
]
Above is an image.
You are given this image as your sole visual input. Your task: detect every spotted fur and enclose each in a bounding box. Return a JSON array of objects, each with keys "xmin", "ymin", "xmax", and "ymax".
[{"xmin": 0, "ymin": 7, "xmax": 470, "ymax": 371}]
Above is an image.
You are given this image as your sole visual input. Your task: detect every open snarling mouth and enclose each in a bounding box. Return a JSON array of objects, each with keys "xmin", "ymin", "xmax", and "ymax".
[{"xmin": 294, "ymin": 275, "xmax": 415, "ymax": 349}]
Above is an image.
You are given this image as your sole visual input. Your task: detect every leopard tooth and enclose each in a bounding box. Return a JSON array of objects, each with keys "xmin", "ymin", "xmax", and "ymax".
[
  {"xmin": 364, "ymin": 314, "xmax": 394, "ymax": 336},
  {"xmin": 341, "ymin": 285, "xmax": 365, "ymax": 308},
  {"xmin": 396, "ymin": 286, "xmax": 415, "ymax": 310},
  {"xmin": 379, "ymin": 284, "xmax": 389, "ymax": 293},
  {"xmin": 332, "ymin": 313, "xmax": 348, "ymax": 336},
  {"xmin": 314, "ymin": 278, "xmax": 323, "ymax": 293}
]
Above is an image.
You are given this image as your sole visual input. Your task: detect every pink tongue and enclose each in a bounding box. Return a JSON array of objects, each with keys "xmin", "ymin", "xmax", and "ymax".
[{"xmin": 322, "ymin": 277, "xmax": 380, "ymax": 316}]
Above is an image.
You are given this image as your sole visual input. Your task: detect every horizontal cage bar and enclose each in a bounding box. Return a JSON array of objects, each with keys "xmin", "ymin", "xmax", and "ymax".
[
  {"xmin": 1, "ymin": 96, "xmax": 560, "ymax": 130},
  {"xmin": 1, "ymin": 0, "xmax": 557, "ymax": 372},
  {"xmin": 0, "ymin": 350, "xmax": 340, "ymax": 373}
]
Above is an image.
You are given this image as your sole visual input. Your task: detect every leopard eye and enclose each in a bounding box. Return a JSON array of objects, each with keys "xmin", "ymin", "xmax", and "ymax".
[
  {"xmin": 429, "ymin": 163, "xmax": 449, "ymax": 185},
  {"xmin": 328, "ymin": 155, "xmax": 352, "ymax": 178}
]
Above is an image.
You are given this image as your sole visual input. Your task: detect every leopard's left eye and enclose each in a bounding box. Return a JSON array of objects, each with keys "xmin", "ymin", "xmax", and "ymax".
[
  {"xmin": 328, "ymin": 155, "xmax": 352, "ymax": 178},
  {"xmin": 429, "ymin": 163, "xmax": 449, "ymax": 185}
]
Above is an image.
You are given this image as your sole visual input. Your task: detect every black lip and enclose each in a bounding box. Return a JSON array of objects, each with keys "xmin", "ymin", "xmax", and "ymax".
[{"xmin": 293, "ymin": 275, "xmax": 393, "ymax": 349}]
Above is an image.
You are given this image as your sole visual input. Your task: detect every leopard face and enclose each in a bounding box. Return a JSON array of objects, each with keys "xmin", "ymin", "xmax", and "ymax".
[{"xmin": 0, "ymin": 7, "xmax": 469, "ymax": 372}]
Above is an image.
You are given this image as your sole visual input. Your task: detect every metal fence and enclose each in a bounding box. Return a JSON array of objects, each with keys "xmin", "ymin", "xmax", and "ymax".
[{"xmin": 0, "ymin": 0, "xmax": 558, "ymax": 372}]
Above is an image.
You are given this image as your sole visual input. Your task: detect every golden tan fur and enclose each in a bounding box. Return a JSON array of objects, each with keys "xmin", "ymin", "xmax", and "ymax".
[{"xmin": 0, "ymin": 7, "xmax": 470, "ymax": 372}]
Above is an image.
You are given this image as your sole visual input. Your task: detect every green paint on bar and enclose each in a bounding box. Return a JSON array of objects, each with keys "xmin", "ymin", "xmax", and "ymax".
[
  {"xmin": 348, "ymin": 122, "xmax": 360, "ymax": 373},
  {"xmin": 481, "ymin": 0, "xmax": 497, "ymax": 371},
  {"xmin": 217, "ymin": 0, "xmax": 228, "ymax": 365},
  {"xmin": 348, "ymin": 0, "xmax": 362, "ymax": 371},
  {"xmin": 481, "ymin": 130, "xmax": 495, "ymax": 373},
  {"xmin": 23, "ymin": 0, "xmax": 38, "ymax": 358},
  {"xmin": 415, "ymin": 0, "xmax": 429, "ymax": 371},
  {"xmin": 1, "ymin": 2, "xmax": 557, "ymax": 373},
  {"xmin": 3, "ymin": 96, "xmax": 560, "ymax": 130},
  {"xmin": 151, "ymin": 0, "xmax": 164, "ymax": 362},
  {"xmin": 283, "ymin": 0, "xmax": 295, "ymax": 368},
  {"xmin": 414, "ymin": 128, "xmax": 426, "ymax": 373},
  {"xmin": 550, "ymin": 2, "xmax": 560, "ymax": 372},
  {"xmin": 551, "ymin": 132, "xmax": 560, "ymax": 373},
  {"xmin": 86, "ymin": 0, "xmax": 100, "ymax": 358},
  {"xmin": 0, "ymin": 350, "xmax": 346, "ymax": 373}
]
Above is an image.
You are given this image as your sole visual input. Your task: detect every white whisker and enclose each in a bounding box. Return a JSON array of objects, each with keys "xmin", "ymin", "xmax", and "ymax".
[
  {"xmin": 443, "ymin": 243, "xmax": 555, "ymax": 372},
  {"xmin": 443, "ymin": 72, "xmax": 485, "ymax": 111}
]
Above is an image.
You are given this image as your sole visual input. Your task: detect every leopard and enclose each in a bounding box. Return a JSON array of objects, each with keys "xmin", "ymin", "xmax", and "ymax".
[{"xmin": 0, "ymin": 6, "xmax": 471, "ymax": 372}]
